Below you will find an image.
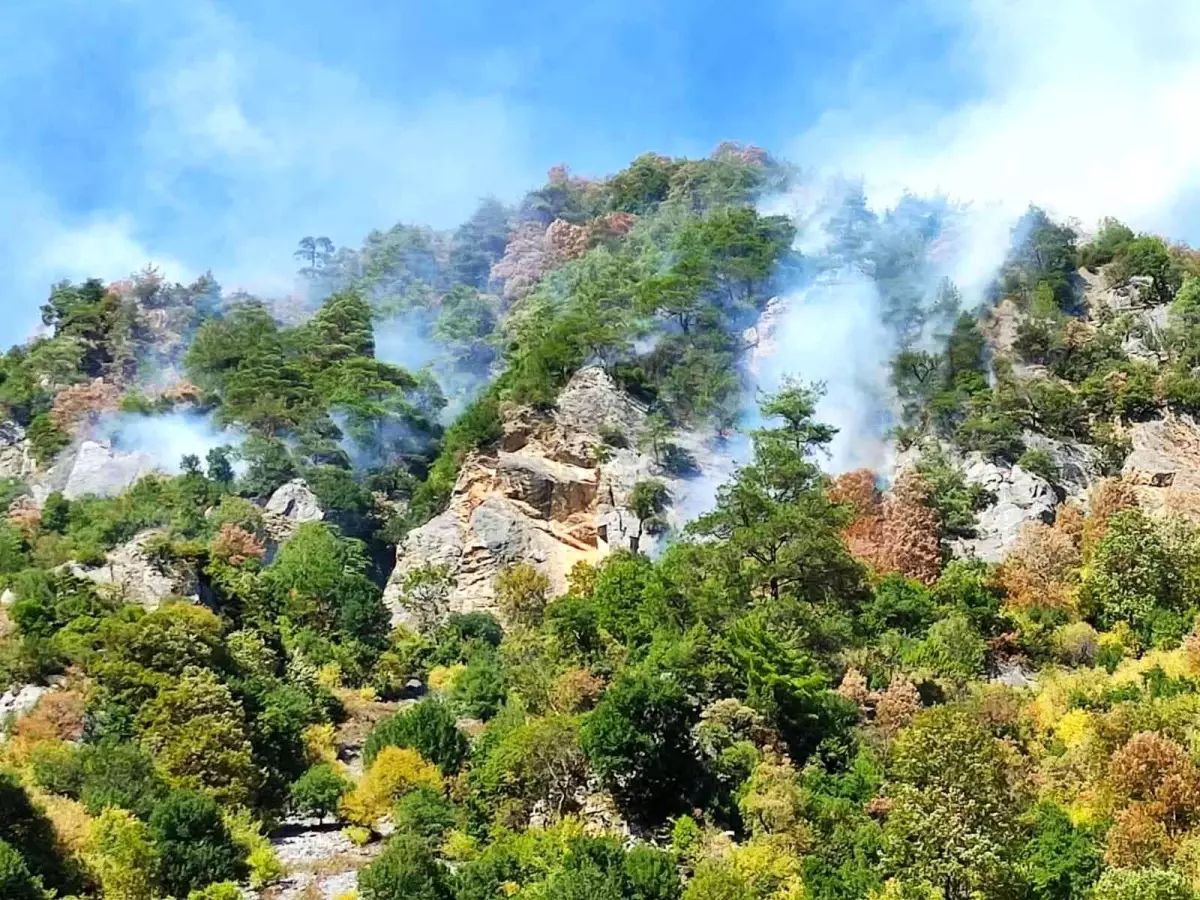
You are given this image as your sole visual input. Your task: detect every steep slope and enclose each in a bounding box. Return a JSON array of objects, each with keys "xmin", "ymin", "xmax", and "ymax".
[{"xmin": 384, "ymin": 366, "xmax": 734, "ymax": 626}]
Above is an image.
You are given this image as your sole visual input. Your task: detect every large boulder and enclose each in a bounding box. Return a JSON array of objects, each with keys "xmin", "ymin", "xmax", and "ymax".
[
  {"xmin": 954, "ymin": 456, "xmax": 1057, "ymax": 563},
  {"xmin": 263, "ymin": 479, "xmax": 325, "ymax": 543},
  {"xmin": 266, "ymin": 479, "xmax": 325, "ymax": 522},
  {"xmin": 68, "ymin": 530, "xmax": 200, "ymax": 609},
  {"xmin": 56, "ymin": 440, "xmax": 158, "ymax": 500}
]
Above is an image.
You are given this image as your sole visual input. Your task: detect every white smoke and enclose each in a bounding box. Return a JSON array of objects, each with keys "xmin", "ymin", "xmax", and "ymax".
[
  {"xmin": 750, "ymin": 0, "xmax": 1200, "ymax": 475},
  {"xmin": 98, "ymin": 412, "xmax": 246, "ymax": 475},
  {"xmin": 798, "ymin": 0, "xmax": 1200, "ymax": 239},
  {"xmin": 751, "ymin": 271, "xmax": 894, "ymax": 473}
]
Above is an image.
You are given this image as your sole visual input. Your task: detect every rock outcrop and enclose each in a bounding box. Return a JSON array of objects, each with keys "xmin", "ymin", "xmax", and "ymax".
[
  {"xmin": 1021, "ymin": 432, "xmax": 1103, "ymax": 499},
  {"xmin": 263, "ymin": 478, "xmax": 325, "ymax": 544},
  {"xmin": 0, "ymin": 684, "xmax": 48, "ymax": 727},
  {"xmin": 952, "ymin": 455, "xmax": 1057, "ymax": 563},
  {"xmin": 896, "ymin": 444, "xmax": 1058, "ymax": 564},
  {"xmin": 1122, "ymin": 416, "xmax": 1200, "ymax": 518},
  {"xmin": 266, "ymin": 479, "xmax": 325, "ymax": 523},
  {"xmin": 0, "ymin": 422, "xmax": 35, "ymax": 481},
  {"xmin": 68, "ymin": 529, "xmax": 200, "ymax": 609},
  {"xmin": 384, "ymin": 367, "xmax": 730, "ymax": 629},
  {"xmin": 30, "ymin": 439, "xmax": 159, "ymax": 502}
]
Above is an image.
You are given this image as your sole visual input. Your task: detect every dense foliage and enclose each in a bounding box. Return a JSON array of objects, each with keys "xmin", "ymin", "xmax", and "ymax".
[{"xmin": 5, "ymin": 147, "xmax": 1200, "ymax": 900}]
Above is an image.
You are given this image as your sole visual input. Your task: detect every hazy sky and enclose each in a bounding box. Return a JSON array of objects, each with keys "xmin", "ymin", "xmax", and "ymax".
[{"xmin": 4, "ymin": 0, "xmax": 1200, "ymax": 344}]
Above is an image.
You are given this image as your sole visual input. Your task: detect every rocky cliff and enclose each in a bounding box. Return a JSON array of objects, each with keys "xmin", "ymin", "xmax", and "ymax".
[{"xmin": 383, "ymin": 367, "xmax": 734, "ymax": 628}]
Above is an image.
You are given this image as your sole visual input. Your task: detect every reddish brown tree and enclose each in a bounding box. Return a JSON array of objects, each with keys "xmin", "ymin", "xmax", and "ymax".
[
  {"xmin": 831, "ymin": 470, "xmax": 941, "ymax": 585},
  {"xmin": 50, "ymin": 379, "xmax": 121, "ymax": 433}
]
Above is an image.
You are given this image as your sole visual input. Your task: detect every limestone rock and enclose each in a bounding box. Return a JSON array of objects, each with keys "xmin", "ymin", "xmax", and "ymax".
[
  {"xmin": 384, "ymin": 367, "xmax": 731, "ymax": 629},
  {"xmin": 1079, "ymin": 266, "xmax": 1156, "ymax": 313},
  {"xmin": 265, "ymin": 479, "xmax": 325, "ymax": 523},
  {"xmin": 264, "ymin": 819, "xmax": 384, "ymax": 900},
  {"xmin": 953, "ymin": 455, "xmax": 1057, "ymax": 564},
  {"xmin": 385, "ymin": 488, "xmax": 595, "ymax": 629},
  {"xmin": 497, "ymin": 452, "xmax": 598, "ymax": 519},
  {"xmin": 983, "ymin": 298, "xmax": 1023, "ymax": 359},
  {"xmin": 60, "ymin": 440, "xmax": 158, "ymax": 500},
  {"xmin": 1021, "ymin": 432, "xmax": 1103, "ymax": 498},
  {"xmin": 1123, "ymin": 418, "xmax": 1200, "ymax": 489},
  {"xmin": 68, "ymin": 530, "xmax": 199, "ymax": 609},
  {"xmin": 0, "ymin": 421, "xmax": 34, "ymax": 481},
  {"xmin": 991, "ymin": 660, "xmax": 1038, "ymax": 689},
  {"xmin": 552, "ymin": 365, "xmax": 646, "ymax": 442},
  {"xmin": 1122, "ymin": 417, "xmax": 1200, "ymax": 518}
]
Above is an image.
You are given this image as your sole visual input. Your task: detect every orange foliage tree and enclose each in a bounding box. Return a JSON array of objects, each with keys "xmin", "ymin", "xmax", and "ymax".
[
  {"xmin": 1084, "ymin": 478, "xmax": 1139, "ymax": 555},
  {"xmin": 999, "ymin": 521, "xmax": 1080, "ymax": 610},
  {"xmin": 830, "ymin": 469, "xmax": 942, "ymax": 585},
  {"xmin": 50, "ymin": 379, "xmax": 121, "ymax": 432},
  {"xmin": 210, "ymin": 524, "xmax": 266, "ymax": 567}
]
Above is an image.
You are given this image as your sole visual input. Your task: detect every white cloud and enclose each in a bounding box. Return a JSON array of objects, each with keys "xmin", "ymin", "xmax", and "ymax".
[
  {"xmin": 131, "ymin": 0, "xmax": 537, "ymax": 298},
  {"xmin": 797, "ymin": 0, "xmax": 1200, "ymax": 239},
  {"xmin": 0, "ymin": 0, "xmax": 540, "ymax": 343}
]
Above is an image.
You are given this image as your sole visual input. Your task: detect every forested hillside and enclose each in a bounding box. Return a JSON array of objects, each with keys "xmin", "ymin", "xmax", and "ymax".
[{"xmin": 6, "ymin": 145, "xmax": 1200, "ymax": 900}]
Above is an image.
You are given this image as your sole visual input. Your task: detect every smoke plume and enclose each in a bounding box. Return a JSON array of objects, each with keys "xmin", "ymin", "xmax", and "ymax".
[{"xmin": 98, "ymin": 412, "xmax": 246, "ymax": 475}]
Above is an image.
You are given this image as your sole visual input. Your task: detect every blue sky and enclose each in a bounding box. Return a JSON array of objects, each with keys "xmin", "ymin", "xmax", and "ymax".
[{"xmin": 3, "ymin": 0, "xmax": 1200, "ymax": 344}]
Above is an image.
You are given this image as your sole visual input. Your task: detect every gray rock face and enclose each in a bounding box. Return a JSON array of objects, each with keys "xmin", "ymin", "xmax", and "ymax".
[
  {"xmin": 385, "ymin": 492, "xmax": 596, "ymax": 629},
  {"xmin": 266, "ymin": 479, "xmax": 325, "ymax": 523},
  {"xmin": 1079, "ymin": 266, "xmax": 1156, "ymax": 313},
  {"xmin": 1123, "ymin": 417, "xmax": 1200, "ymax": 490},
  {"xmin": 1121, "ymin": 416, "xmax": 1200, "ymax": 518},
  {"xmin": 552, "ymin": 365, "xmax": 646, "ymax": 443},
  {"xmin": 0, "ymin": 421, "xmax": 34, "ymax": 481},
  {"xmin": 954, "ymin": 456, "xmax": 1057, "ymax": 563},
  {"xmin": 68, "ymin": 529, "xmax": 199, "ymax": 609},
  {"xmin": 1021, "ymin": 432, "xmax": 1103, "ymax": 498},
  {"xmin": 60, "ymin": 440, "xmax": 158, "ymax": 500}
]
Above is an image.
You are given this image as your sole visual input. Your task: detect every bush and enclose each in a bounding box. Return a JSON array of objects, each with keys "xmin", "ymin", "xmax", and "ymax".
[
  {"xmin": 393, "ymin": 786, "xmax": 458, "ymax": 841},
  {"xmin": 340, "ymin": 747, "xmax": 444, "ymax": 827},
  {"xmin": 88, "ymin": 807, "xmax": 159, "ymax": 900},
  {"xmin": 149, "ymin": 791, "xmax": 243, "ymax": 899},
  {"xmin": 0, "ymin": 839, "xmax": 42, "ymax": 900},
  {"xmin": 79, "ymin": 741, "xmax": 169, "ymax": 819},
  {"xmin": 495, "ymin": 562, "xmax": 551, "ymax": 627},
  {"xmin": 358, "ymin": 833, "xmax": 453, "ymax": 900},
  {"xmin": 1092, "ymin": 868, "xmax": 1193, "ymax": 900},
  {"xmin": 363, "ymin": 700, "xmax": 469, "ymax": 773},
  {"xmin": 449, "ymin": 652, "xmax": 507, "ymax": 720},
  {"xmin": 290, "ymin": 763, "xmax": 350, "ymax": 821},
  {"xmin": 27, "ymin": 414, "xmax": 68, "ymax": 466},
  {"xmin": 29, "ymin": 741, "xmax": 84, "ymax": 798},
  {"xmin": 1017, "ymin": 448, "xmax": 1060, "ymax": 486},
  {"xmin": 187, "ymin": 884, "xmax": 242, "ymax": 900}
]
